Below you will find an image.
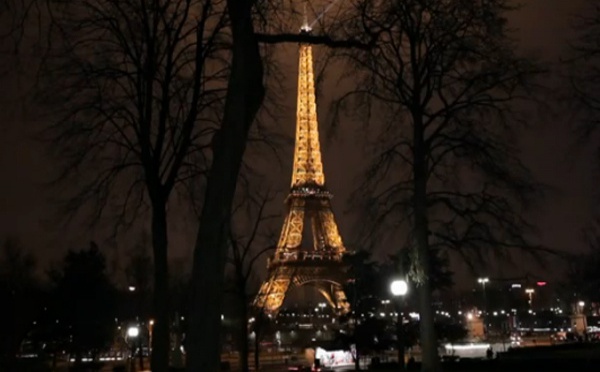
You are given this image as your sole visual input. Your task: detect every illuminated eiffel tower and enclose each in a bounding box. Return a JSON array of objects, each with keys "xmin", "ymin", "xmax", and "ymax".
[{"xmin": 253, "ymin": 20, "xmax": 350, "ymax": 316}]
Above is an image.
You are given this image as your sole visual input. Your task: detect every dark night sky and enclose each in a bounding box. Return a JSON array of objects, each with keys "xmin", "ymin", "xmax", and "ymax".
[{"xmin": 0, "ymin": 0, "xmax": 595, "ymax": 287}]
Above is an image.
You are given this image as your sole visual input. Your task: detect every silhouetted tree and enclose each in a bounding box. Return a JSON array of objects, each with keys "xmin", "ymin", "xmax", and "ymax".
[
  {"xmin": 383, "ymin": 249, "xmax": 454, "ymax": 293},
  {"xmin": 568, "ymin": 0, "xmax": 600, "ymax": 144},
  {"xmin": 337, "ymin": 0, "xmax": 545, "ymax": 369},
  {"xmin": 228, "ymin": 189, "xmax": 278, "ymax": 372},
  {"xmin": 186, "ymin": 3, "xmax": 380, "ymax": 370},
  {"xmin": 354, "ymin": 317, "xmax": 391, "ymax": 355},
  {"xmin": 0, "ymin": 238, "xmax": 42, "ymax": 369},
  {"xmin": 568, "ymin": 230, "xmax": 600, "ymax": 304},
  {"xmin": 344, "ymin": 250, "xmax": 383, "ymax": 311},
  {"xmin": 38, "ymin": 1, "xmax": 227, "ymax": 369},
  {"xmin": 250, "ymin": 311, "xmax": 275, "ymax": 372},
  {"xmin": 336, "ymin": 316, "xmax": 391, "ymax": 371},
  {"xmin": 436, "ymin": 321, "xmax": 468, "ymax": 345},
  {"xmin": 0, "ymin": 0, "xmax": 38, "ymax": 58},
  {"xmin": 566, "ymin": 0, "xmax": 600, "ymax": 308},
  {"xmin": 344, "ymin": 248, "xmax": 452, "ymax": 309},
  {"xmin": 50, "ymin": 242, "xmax": 116, "ymax": 364},
  {"xmin": 124, "ymin": 234, "xmax": 153, "ymax": 321}
]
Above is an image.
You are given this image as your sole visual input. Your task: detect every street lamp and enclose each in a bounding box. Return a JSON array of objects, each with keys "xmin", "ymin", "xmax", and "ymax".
[
  {"xmin": 127, "ymin": 326, "xmax": 139, "ymax": 370},
  {"xmin": 577, "ymin": 301, "xmax": 586, "ymax": 316},
  {"xmin": 390, "ymin": 279, "xmax": 408, "ymax": 370},
  {"xmin": 525, "ymin": 288, "xmax": 535, "ymax": 309},
  {"xmin": 391, "ymin": 280, "xmax": 408, "ymax": 297},
  {"xmin": 577, "ymin": 301, "xmax": 588, "ymax": 332},
  {"xmin": 148, "ymin": 320, "xmax": 154, "ymax": 356},
  {"xmin": 477, "ymin": 278, "xmax": 489, "ymax": 316},
  {"xmin": 127, "ymin": 326, "xmax": 139, "ymax": 338}
]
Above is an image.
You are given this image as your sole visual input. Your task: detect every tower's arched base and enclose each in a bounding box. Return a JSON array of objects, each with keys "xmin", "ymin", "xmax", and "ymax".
[{"xmin": 254, "ymin": 264, "xmax": 350, "ymax": 316}]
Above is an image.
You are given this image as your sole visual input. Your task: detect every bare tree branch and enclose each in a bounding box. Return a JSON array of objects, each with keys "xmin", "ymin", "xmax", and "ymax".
[
  {"xmin": 35, "ymin": 1, "xmax": 229, "ymax": 369},
  {"xmin": 567, "ymin": 0, "xmax": 600, "ymax": 145},
  {"xmin": 332, "ymin": 0, "xmax": 548, "ymax": 368}
]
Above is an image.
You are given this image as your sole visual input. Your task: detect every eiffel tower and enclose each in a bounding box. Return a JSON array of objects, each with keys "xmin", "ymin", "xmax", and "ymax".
[{"xmin": 253, "ymin": 21, "xmax": 350, "ymax": 316}]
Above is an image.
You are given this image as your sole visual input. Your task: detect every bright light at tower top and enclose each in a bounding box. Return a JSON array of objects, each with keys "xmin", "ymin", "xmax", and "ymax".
[
  {"xmin": 300, "ymin": 19, "xmax": 312, "ymax": 33},
  {"xmin": 300, "ymin": 20, "xmax": 312, "ymax": 33},
  {"xmin": 300, "ymin": 1, "xmax": 312, "ymax": 33}
]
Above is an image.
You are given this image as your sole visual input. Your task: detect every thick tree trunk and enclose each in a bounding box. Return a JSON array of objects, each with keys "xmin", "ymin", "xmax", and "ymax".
[
  {"xmin": 186, "ymin": 1, "xmax": 265, "ymax": 371},
  {"xmin": 239, "ymin": 293, "xmax": 250, "ymax": 372},
  {"xmin": 151, "ymin": 202, "xmax": 170, "ymax": 372},
  {"xmin": 413, "ymin": 117, "xmax": 439, "ymax": 372}
]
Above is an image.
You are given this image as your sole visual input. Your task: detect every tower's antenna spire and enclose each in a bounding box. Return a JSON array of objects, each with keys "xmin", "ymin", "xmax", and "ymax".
[{"xmin": 300, "ymin": 0, "xmax": 312, "ymax": 33}]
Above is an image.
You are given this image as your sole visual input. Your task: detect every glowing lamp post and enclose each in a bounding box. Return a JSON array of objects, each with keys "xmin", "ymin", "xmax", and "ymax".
[
  {"xmin": 149, "ymin": 320, "xmax": 154, "ymax": 356},
  {"xmin": 127, "ymin": 326, "xmax": 139, "ymax": 370},
  {"xmin": 390, "ymin": 279, "xmax": 408, "ymax": 369},
  {"xmin": 525, "ymin": 288, "xmax": 535, "ymax": 309},
  {"xmin": 578, "ymin": 301, "xmax": 586, "ymax": 315},
  {"xmin": 477, "ymin": 278, "xmax": 489, "ymax": 317}
]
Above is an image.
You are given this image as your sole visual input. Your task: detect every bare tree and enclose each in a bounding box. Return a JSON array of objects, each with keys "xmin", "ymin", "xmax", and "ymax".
[
  {"xmin": 185, "ymin": 1, "xmax": 380, "ymax": 370},
  {"xmin": 228, "ymin": 189, "xmax": 278, "ymax": 372},
  {"xmin": 185, "ymin": 1, "xmax": 265, "ymax": 369},
  {"xmin": 569, "ymin": 0, "xmax": 600, "ymax": 144},
  {"xmin": 25, "ymin": 1, "xmax": 371, "ymax": 371},
  {"xmin": 37, "ymin": 1, "xmax": 227, "ymax": 370},
  {"xmin": 335, "ymin": 0, "xmax": 546, "ymax": 370},
  {"xmin": 0, "ymin": 237, "xmax": 40, "ymax": 369},
  {"xmin": 0, "ymin": 0, "xmax": 39, "ymax": 52}
]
